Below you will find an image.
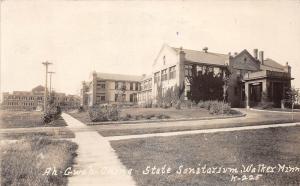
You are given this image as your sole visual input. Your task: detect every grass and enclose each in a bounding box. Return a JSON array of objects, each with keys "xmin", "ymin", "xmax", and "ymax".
[
  {"xmin": 0, "ymin": 110, "xmax": 67, "ymax": 128},
  {"xmin": 70, "ymin": 107, "xmax": 238, "ymax": 124},
  {"xmin": 1, "ymin": 137, "xmax": 78, "ymax": 186},
  {"xmin": 96, "ymin": 118, "xmax": 295, "ymax": 137},
  {"xmin": 1, "ymin": 128, "xmax": 75, "ymax": 140},
  {"xmin": 111, "ymin": 126, "xmax": 300, "ymax": 186}
]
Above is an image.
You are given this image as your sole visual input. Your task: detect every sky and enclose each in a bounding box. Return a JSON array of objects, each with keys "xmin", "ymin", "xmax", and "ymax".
[{"xmin": 1, "ymin": 0, "xmax": 300, "ymax": 95}]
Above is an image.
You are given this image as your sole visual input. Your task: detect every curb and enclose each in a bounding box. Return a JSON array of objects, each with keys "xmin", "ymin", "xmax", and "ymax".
[
  {"xmin": 86, "ymin": 112, "xmax": 247, "ymax": 126},
  {"xmin": 250, "ymin": 108, "xmax": 300, "ymax": 114}
]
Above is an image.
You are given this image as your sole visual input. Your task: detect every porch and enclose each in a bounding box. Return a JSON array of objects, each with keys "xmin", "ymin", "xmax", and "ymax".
[{"xmin": 242, "ymin": 70, "xmax": 293, "ymax": 108}]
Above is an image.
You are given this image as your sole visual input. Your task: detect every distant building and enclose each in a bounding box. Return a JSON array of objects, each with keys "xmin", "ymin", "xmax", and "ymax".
[
  {"xmin": 81, "ymin": 72, "xmax": 142, "ymax": 107},
  {"xmin": 138, "ymin": 74, "xmax": 152, "ymax": 105},
  {"xmin": 1, "ymin": 85, "xmax": 80, "ymax": 110}
]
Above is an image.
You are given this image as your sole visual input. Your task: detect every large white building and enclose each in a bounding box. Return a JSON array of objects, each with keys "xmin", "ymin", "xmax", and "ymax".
[{"xmin": 82, "ymin": 44, "xmax": 293, "ymax": 108}]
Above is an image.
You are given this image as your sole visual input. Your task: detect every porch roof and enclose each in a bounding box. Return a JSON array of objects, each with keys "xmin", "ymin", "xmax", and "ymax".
[{"xmin": 242, "ymin": 70, "xmax": 293, "ymax": 81}]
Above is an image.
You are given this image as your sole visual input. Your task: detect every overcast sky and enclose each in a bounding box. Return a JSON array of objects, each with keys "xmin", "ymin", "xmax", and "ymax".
[{"xmin": 1, "ymin": 0, "xmax": 300, "ymax": 95}]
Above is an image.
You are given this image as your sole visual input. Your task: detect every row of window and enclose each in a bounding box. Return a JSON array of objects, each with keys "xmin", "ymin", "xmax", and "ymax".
[
  {"xmin": 154, "ymin": 65, "xmax": 176, "ymax": 83},
  {"xmin": 184, "ymin": 65, "xmax": 226, "ymax": 77},
  {"xmin": 6, "ymin": 96, "xmax": 36, "ymax": 100},
  {"xmin": 95, "ymin": 94, "xmax": 138, "ymax": 103},
  {"xmin": 141, "ymin": 79, "xmax": 152, "ymax": 91},
  {"xmin": 96, "ymin": 81, "xmax": 140, "ymax": 91},
  {"xmin": 6, "ymin": 102, "xmax": 35, "ymax": 106}
]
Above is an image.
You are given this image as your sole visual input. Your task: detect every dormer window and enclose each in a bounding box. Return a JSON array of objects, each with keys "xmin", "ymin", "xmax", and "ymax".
[{"xmin": 244, "ymin": 57, "xmax": 247, "ymax": 63}]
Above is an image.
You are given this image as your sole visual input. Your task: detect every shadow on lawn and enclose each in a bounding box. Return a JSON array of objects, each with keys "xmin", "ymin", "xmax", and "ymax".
[{"xmin": 111, "ymin": 126, "xmax": 300, "ymax": 186}]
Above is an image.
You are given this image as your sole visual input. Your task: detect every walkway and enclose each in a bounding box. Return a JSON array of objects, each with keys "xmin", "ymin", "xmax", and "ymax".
[
  {"xmin": 61, "ymin": 113, "xmax": 136, "ymax": 186},
  {"xmin": 105, "ymin": 121, "xmax": 300, "ymax": 141}
]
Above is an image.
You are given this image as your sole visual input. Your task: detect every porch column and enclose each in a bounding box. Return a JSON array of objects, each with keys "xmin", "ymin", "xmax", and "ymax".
[
  {"xmin": 245, "ymin": 82, "xmax": 250, "ymax": 109},
  {"xmin": 262, "ymin": 79, "xmax": 268, "ymax": 102}
]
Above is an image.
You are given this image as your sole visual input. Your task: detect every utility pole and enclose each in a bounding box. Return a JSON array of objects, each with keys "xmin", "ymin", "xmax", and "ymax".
[
  {"xmin": 48, "ymin": 71, "xmax": 55, "ymax": 94},
  {"xmin": 42, "ymin": 61, "xmax": 52, "ymax": 112}
]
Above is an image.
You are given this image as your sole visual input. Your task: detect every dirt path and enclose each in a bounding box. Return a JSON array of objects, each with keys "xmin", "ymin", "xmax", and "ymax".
[{"xmin": 61, "ymin": 113, "xmax": 136, "ymax": 186}]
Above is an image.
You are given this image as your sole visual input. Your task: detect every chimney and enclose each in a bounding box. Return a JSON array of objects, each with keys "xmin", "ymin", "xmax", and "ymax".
[
  {"xmin": 253, "ymin": 49, "xmax": 258, "ymax": 59},
  {"xmin": 285, "ymin": 62, "xmax": 291, "ymax": 75},
  {"xmin": 203, "ymin": 47, "xmax": 208, "ymax": 53},
  {"xmin": 259, "ymin": 51, "xmax": 264, "ymax": 64}
]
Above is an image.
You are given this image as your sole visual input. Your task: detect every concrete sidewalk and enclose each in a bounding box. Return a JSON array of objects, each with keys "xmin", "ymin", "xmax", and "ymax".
[
  {"xmin": 62, "ymin": 113, "xmax": 136, "ymax": 186},
  {"xmin": 105, "ymin": 121, "xmax": 300, "ymax": 141}
]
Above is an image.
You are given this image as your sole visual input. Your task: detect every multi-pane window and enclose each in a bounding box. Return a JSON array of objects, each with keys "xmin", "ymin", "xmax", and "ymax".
[
  {"xmin": 161, "ymin": 69, "xmax": 168, "ymax": 81},
  {"xmin": 135, "ymin": 83, "xmax": 139, "ymax": 91},
  {"xmin": 169, "ymin": 66, "xmax": 176, "ymax": 79},
  {"xmin": 185, "ymin": 65, "xmax": 192, "ymax": 76},
  {"xmin": 130, "ymin": 82, "xmax": 134, "ymax": 90},
  {"xmin": 97, "ymin": 81, "xmax": 106, "ymax": 89},
  {"xmin": 115, "ymin": 82, "xmax": 126, "ymax": 90},
  {"xmin": 130, "ymin": 94, "xmax": 134, "ymax": 102},
  {"xmin": 154, "ymin": 72, "xmax": 160, "ymax": 83}
]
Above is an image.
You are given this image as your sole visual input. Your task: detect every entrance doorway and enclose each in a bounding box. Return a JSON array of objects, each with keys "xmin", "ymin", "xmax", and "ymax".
[
  {"xmin": 272, "ymin": 82, "xmax": 284, "ymax": 107},
  {"xmin": 249, "ymin": 82, "xmax": 262, "ymax": 107}
]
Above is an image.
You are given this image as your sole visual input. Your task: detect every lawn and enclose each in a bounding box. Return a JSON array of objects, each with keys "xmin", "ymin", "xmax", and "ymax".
[
  {"xmin": 0, "ymin": 110, "xmax": 67, "ymax": 128},
  {"xmin": 96, "ymin": 118, "xmax": 294, "ymax": 137},
  {"xmin": 111, "ymin": 126, "xmax": 300, "ymax": 186},
  {"xmin": 0, "ymin": 137, "xmax": 78, "ymax": 186},
  {"xmin": 70, "ymin": 107, "xmax": 239, "ymax": 124},
  {"xmin": 1, "ymin": 128, "xmax": 75, "ymax": 140}
]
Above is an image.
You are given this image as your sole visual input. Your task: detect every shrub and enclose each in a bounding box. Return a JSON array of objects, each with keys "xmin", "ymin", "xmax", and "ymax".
[
  {"xmin": 157, "ymin": 114, "xmax": 170, "ymax": 119},
  {"xmin": 184, "ymin": 100, "xmax": 193, "ymax": 109},
  {"xmin": 78, "ymin": 106, "xmax": 85, "ymax": 113},
  {"xmin": 152, "ymin": 103, "xmax": 158, "ymax": 108},
  {"xmin": 208, "ymin": 101, "xmax": 231, "ymax": 115},
  {"xmin": 145, "ymin": 114, "xmax": 155, "ymax": 119},
  {"xmin": 88, "ymin": 104, "xmax": 121, "ymax": 122},
  {"xmin": 197, "ymin": 100, "xmax": 205, "ymax": 108},
  {"xmin": 144, "ymin": 101, "xmax": 153, "ymax": 108},
  {"xmin": 175, "ymin": 101, "xmax": 181, "ymax": 110},
  {"xmin": 42, "ymin": 105, "xmax": 62, "ymax": 124}
]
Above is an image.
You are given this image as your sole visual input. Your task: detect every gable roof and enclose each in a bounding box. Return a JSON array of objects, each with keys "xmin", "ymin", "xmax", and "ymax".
[
  {"xmin": 96, "ymin": 72, "xmax": 143, "ymax": 82},
  {"xmin": 31, "ymin": 85, "xmax": 45, "ymax": 92},
  {"xmin": 260, "ymin": 58, "xmax": 286, "ymax": 72},
  {"xmin": 233, "ymin": 49, "xmax": 261, "ymax": 65},
  {"xmin": 172, "ymin": 47, "xmax": 230, "ymax": 66}
]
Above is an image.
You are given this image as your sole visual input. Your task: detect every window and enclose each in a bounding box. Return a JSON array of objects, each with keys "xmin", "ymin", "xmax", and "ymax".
[
  {"xmin": 130, "ymin": 82, "xmax": 134, "ymax": 90},
  {"xmin": 100, "ymin": 96, "xmax": 105, "ymax": 101},
  {"xmin": 161, "ymin": 69, "xmax": 168, "ymax": 81},
  {"xmin": 185, "ymin": 65, "xmax": 192, "ymax": 76},
  {"xmin": 154, "ymin": 72, "xmax": 160, "ymax": 83},
  {"xmin": 115, "ymin": 81, "xmax": 126, "ymax": 90},
  {"xmin": 130, "ymin": 94, "xmax": 134, "ymax": 102},
  {"xmin": 115, "ymin": 94, "xmax": 118, "ymax": 101},
  {"xmin": 135, "ymin": 83, "xmax": 139, "ymax": 91},
  {"xmin": 169, "ymin": 66, "xmax": 176, "ymax": 79}
]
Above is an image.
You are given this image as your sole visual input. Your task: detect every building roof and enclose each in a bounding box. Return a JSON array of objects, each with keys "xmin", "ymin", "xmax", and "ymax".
[
  {"xmin": 96, "ymin": 72, "xmax": 143, "ymax": 82},
  {"xmin": 260, "ymin": 58, "xmax": 287, "ymax": 72},
  {"xmin": 172, "ymin": 47, "xmax": 230, "ymax": 66},
  {"xmin": 141, "ymin": 74, "xmax": 152, "ymax": 81},
  {"xmin": 32, "ymin": 85, "xmax": 45, "ymax": 92}
]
